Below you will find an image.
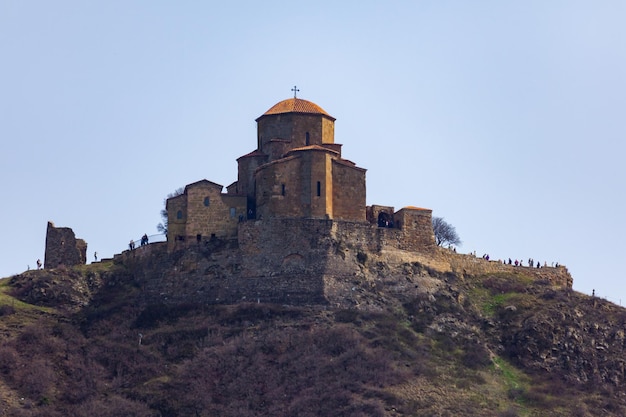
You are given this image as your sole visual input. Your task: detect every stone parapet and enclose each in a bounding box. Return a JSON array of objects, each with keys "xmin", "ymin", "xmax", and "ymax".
[{"xmin": 438, "ymin": 249, "xmax": 573, "ymax": 288}]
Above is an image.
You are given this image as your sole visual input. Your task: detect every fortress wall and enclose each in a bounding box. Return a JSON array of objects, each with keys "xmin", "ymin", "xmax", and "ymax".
[
  {"xmin": 129, "ymin": 218, "xmax": 571, "ymax": 308},
  {"xmin": 132, "ymin": 218, "xmax": 440, "ymax": 308},
  {"xmin": 127, "ymin": 240, "xmax": 326, "ymax": 306},
  {"xmin": 135, "ymin": 219, "xmax": 385, "ymax": 306},
  {"xmin": 237, "ymin": 218, "xmax": 437, "ymax": 279},
  {"xmin": 441, "ymin": 250, "xmax": 573, "ymax": 288}
]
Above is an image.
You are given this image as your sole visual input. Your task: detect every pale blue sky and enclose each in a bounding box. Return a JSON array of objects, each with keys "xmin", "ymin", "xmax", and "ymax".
[{"xmin": 1, "ymin": 1, "xmax": 625, "ymax": 304}]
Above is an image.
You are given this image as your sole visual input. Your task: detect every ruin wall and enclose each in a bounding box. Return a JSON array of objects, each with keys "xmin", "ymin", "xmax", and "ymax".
[{"xmin": 44, "ymin": 221, "xmax": 87, "ymax": 269}]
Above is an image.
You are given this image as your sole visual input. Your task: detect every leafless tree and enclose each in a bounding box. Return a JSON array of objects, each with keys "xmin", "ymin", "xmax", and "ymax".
[
  {"xmin": 432, "ymin": 216, "xmax": 461, "ymax": 247},
  {"xmin": 156, "ymin": 187, "xmax": 184, "ymax": 235}
]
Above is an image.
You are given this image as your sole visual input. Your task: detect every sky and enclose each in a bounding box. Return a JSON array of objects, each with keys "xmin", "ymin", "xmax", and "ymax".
[{"xmin": 1, "ymin": 1, "xmax": 625, "ymax": 304}]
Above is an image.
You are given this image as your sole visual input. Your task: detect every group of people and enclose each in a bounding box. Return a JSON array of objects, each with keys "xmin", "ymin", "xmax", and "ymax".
[
  {"xmin": 129, "ymin": 234, "xmax": 150, "ymax": 251},
  {"xmin": 473, "ymin": 252, "xmax": 560, "ymax": 268},
  {"xmin": 503, "ymin": 258, "xmax": 560, "ymax": 268}
]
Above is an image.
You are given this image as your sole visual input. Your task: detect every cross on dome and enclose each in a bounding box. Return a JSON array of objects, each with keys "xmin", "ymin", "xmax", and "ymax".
[{"xmin": 291, "ymin": 85, "xmax": 300, "ymax": 98}]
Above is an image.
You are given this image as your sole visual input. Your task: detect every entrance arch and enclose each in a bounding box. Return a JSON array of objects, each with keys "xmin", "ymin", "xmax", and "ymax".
[{"xmin": 377, "ymin": 212, "xmax": 391, "ymax": 227}]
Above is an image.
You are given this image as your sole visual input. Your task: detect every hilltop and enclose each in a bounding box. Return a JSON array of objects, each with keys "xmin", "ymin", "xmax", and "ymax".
[
  {"xmin": 0, "ymin": 243, "xmax": 624, "ymax": 417},
  {"xmin": 6, "ymin": 94, "xmax": 624, "ymax": 416}
]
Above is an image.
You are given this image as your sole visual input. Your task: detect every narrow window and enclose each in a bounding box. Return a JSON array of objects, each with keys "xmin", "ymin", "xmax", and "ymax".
[
  {"xmin": 176, "ymin": 210, "xmax": 183, "ymax": 219},
  {"xmin": 230, "ymin": 207, "xmax": 236, "ymax": 218},
  {"xmin": 204, "ymin": 197, "xmax": 210, "ymax": 207},
  {"xmin": 316, "ymin": 181, "xmax": 321, "ymax": 197},
  {"xmin": 196, "ymin": 234, "xmax": 202, "ymax": 242},
  {"xmin": 305, "ymin": 132, "xmax": 310, "ymax": 145},
  {"xmin": 281, "ymin": 184, "xmax": 285, "ymax": 196}
]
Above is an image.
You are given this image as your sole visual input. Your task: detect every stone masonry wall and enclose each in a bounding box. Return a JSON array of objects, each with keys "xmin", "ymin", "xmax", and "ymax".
[
  {"xmin": 257, "ymin": 113, "xmax": 334, "ymax": 154},
  {"xmin": 440, "ymin": 249, "xmax": 573, "ymax": 288},
  {"xmin": 127, "ymin": 218, "xmax": 572, "ymax": 309},
  {"xmin": 44, "ymin": 221, "xmax": 87, "ymax": 269},
  {"xmin": 255, "ymin": 155, "xmax": 303, "ymax": 219},
  {"xmin": 134, "ymin": 218, "xmax": 439, "ymax": 306},
  {"xmin": 332, "ymin": 159, "xmax": 366, "ymax": 221},
  {"xmin": 395, "ymin": 208, "xmax": 437, "ymax": 252}
]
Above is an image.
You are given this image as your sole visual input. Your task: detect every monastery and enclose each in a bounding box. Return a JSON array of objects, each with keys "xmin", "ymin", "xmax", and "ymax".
[
  {"xmin": 42, "ymin": 93, "xmax": 573, "ymax": 306},
  {"xmin": 165, "ymin": 92, "xmax": 436, "ymax": 252}
]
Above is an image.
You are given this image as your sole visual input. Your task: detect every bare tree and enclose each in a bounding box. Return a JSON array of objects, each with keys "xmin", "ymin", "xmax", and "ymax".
[
  {"xmin": 156, "ymin": 187, "xmax": 184, "ymax": 235},
  {"xmin": 432, "ymin": 216, "xmax": 461, "ymax": 247}
]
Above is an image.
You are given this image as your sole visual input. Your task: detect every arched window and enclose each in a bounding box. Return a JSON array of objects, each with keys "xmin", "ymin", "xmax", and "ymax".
[
  {"xmin": 316, "ymin": 181, "xmax": 321, "ymax": 197},
  {"xmin": 281, "ymin": 184, "xmax": 285, "ymax": 196},
  {"xmin": 204, "ymin": 197, "xmax": 210, "ymax": 207},
  {"xmin": 305, "ymin": 132, "xmax": 310, "ymax": 146},
  {"xmin": 177, "ymin": 210, "xmax": 183, "ymax": 220}
]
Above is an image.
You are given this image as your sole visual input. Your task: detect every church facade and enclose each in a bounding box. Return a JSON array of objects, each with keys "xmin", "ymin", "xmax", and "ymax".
[{"xmin": 166, "ymin": 96, "xmax": 435, "ymax": 252}]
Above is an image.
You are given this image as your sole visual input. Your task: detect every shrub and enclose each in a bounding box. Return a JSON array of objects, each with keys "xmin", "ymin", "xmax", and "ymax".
[
  {"xmin": 498, "ymin": 407, "xmax": 520, "ymax": 417},
  {"xmin": 0, "ymin": 304, "xmax": 16, "ymax": 316},
  {"xmin": 461, "ymin": 343, "xmax": 491, "ymax": 369}
]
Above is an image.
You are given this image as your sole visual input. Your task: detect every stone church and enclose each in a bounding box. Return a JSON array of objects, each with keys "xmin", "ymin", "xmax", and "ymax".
[
  {"xmin": 166, "ymin": 95, "xmax": 434, "ymax": 252},
  {"xmin": 41, "ymin": 94, "xmax": 573, "ymax": 308}
]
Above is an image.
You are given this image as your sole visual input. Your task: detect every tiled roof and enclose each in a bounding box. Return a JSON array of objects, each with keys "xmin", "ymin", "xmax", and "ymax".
[
  {"xmin": 261, "ymin": 98, "xmax": 334, "ymax": 119},
  {"xmin": 403, "ymin": 206, "xmax": 431, "ymax": 211}
]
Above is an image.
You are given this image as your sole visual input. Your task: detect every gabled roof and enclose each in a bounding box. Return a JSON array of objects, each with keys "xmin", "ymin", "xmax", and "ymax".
[
  {"xmin": 286, "ymin": 145, "xmax": 340, "ymax": 157},
  {"xmin": 183, "ymin": 179, "xmax": 223, "ymax": 193},
  {"xmin": 237, "ymin": 149, "xmax": 267, "ymax": 160},
  {"xmin": 257, "ymin": 98, "xmax": 335, "ymax": 121}
]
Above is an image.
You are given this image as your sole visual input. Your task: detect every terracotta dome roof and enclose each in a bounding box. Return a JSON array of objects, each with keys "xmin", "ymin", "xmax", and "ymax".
[{"xmin": 260, "ymin": 98, "xmax": 335, "ymax": 120}]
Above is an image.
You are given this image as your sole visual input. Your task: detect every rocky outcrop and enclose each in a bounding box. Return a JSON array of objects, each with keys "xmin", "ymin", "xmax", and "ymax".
[{"xmin": 498, "ymin": 292, "xmax": 626, "ymax": 386}]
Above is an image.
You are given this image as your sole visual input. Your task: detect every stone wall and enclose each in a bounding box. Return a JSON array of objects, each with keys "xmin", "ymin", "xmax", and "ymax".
[
  {"xmin": 44, "ymin": 221, "xmax": 87, "ymax": 269},
  {"xmin": 438, "ymin": 249, "xmax": 573, "ymax": 288},
  {"xmin": 257, "ymin": 113, "xmax": 335, "ymax": 154},
  {"xmin": 332, "ymin": 159, "xmax": 366, "ymax": 221},
  {"xmin": 367, "ymin": 205, "xmax": 395, "ymax": 225},
  {"xmin": 115, "ymin": 214, "xmax": 572, "ymax": 309},
  {"xmin": 185, "ymin": 182, "xmax": 246, "ymax": 239},
  {"xmin": 255, "ymin": 155, "xmax": 303, "ymax": 219},
  {"xmin": 126, "ymin": 217, "xmax": 572, "ymax": 309},
  {"xmin": 132, "ymin": 217, "xmax": 441, "ymax": 307},
  {"xmin": 235, "ymin": 151, "xmax": 267, "ymax": 202},
  {"xmin": 395, "ymin": 207, "xmax": 437, "ymax": 252},
  {"xmin": 167, "ymin": 181, "xmax": 247, "ymax": 251}
]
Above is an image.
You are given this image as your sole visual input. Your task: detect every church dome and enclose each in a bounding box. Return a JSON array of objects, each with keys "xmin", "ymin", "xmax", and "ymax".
[{"xmin": 260, "ymin": 98, "xmax": 335, "ymax": 120}]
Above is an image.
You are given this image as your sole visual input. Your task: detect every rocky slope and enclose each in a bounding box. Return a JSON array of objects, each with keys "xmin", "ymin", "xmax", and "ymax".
[{"xmin": 0, "ymin": 250, "xmax": 624, "ymax": 416}]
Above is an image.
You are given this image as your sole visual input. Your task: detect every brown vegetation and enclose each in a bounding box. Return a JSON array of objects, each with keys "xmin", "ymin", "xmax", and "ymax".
[{"xmin": 0, "ymin": 262, "xmax": 624, "ymax": 416}]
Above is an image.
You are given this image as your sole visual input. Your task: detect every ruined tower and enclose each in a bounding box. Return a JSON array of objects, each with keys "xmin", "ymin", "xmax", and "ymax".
[{"xmin": 44, "ymin": 221, "xmax": 87, "ymax": 268}]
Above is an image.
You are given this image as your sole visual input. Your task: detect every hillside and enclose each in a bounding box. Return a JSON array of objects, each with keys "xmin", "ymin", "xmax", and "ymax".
[{"xmin": 0, "ymin": 251, "xmax": 624, "ymax": 416}]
